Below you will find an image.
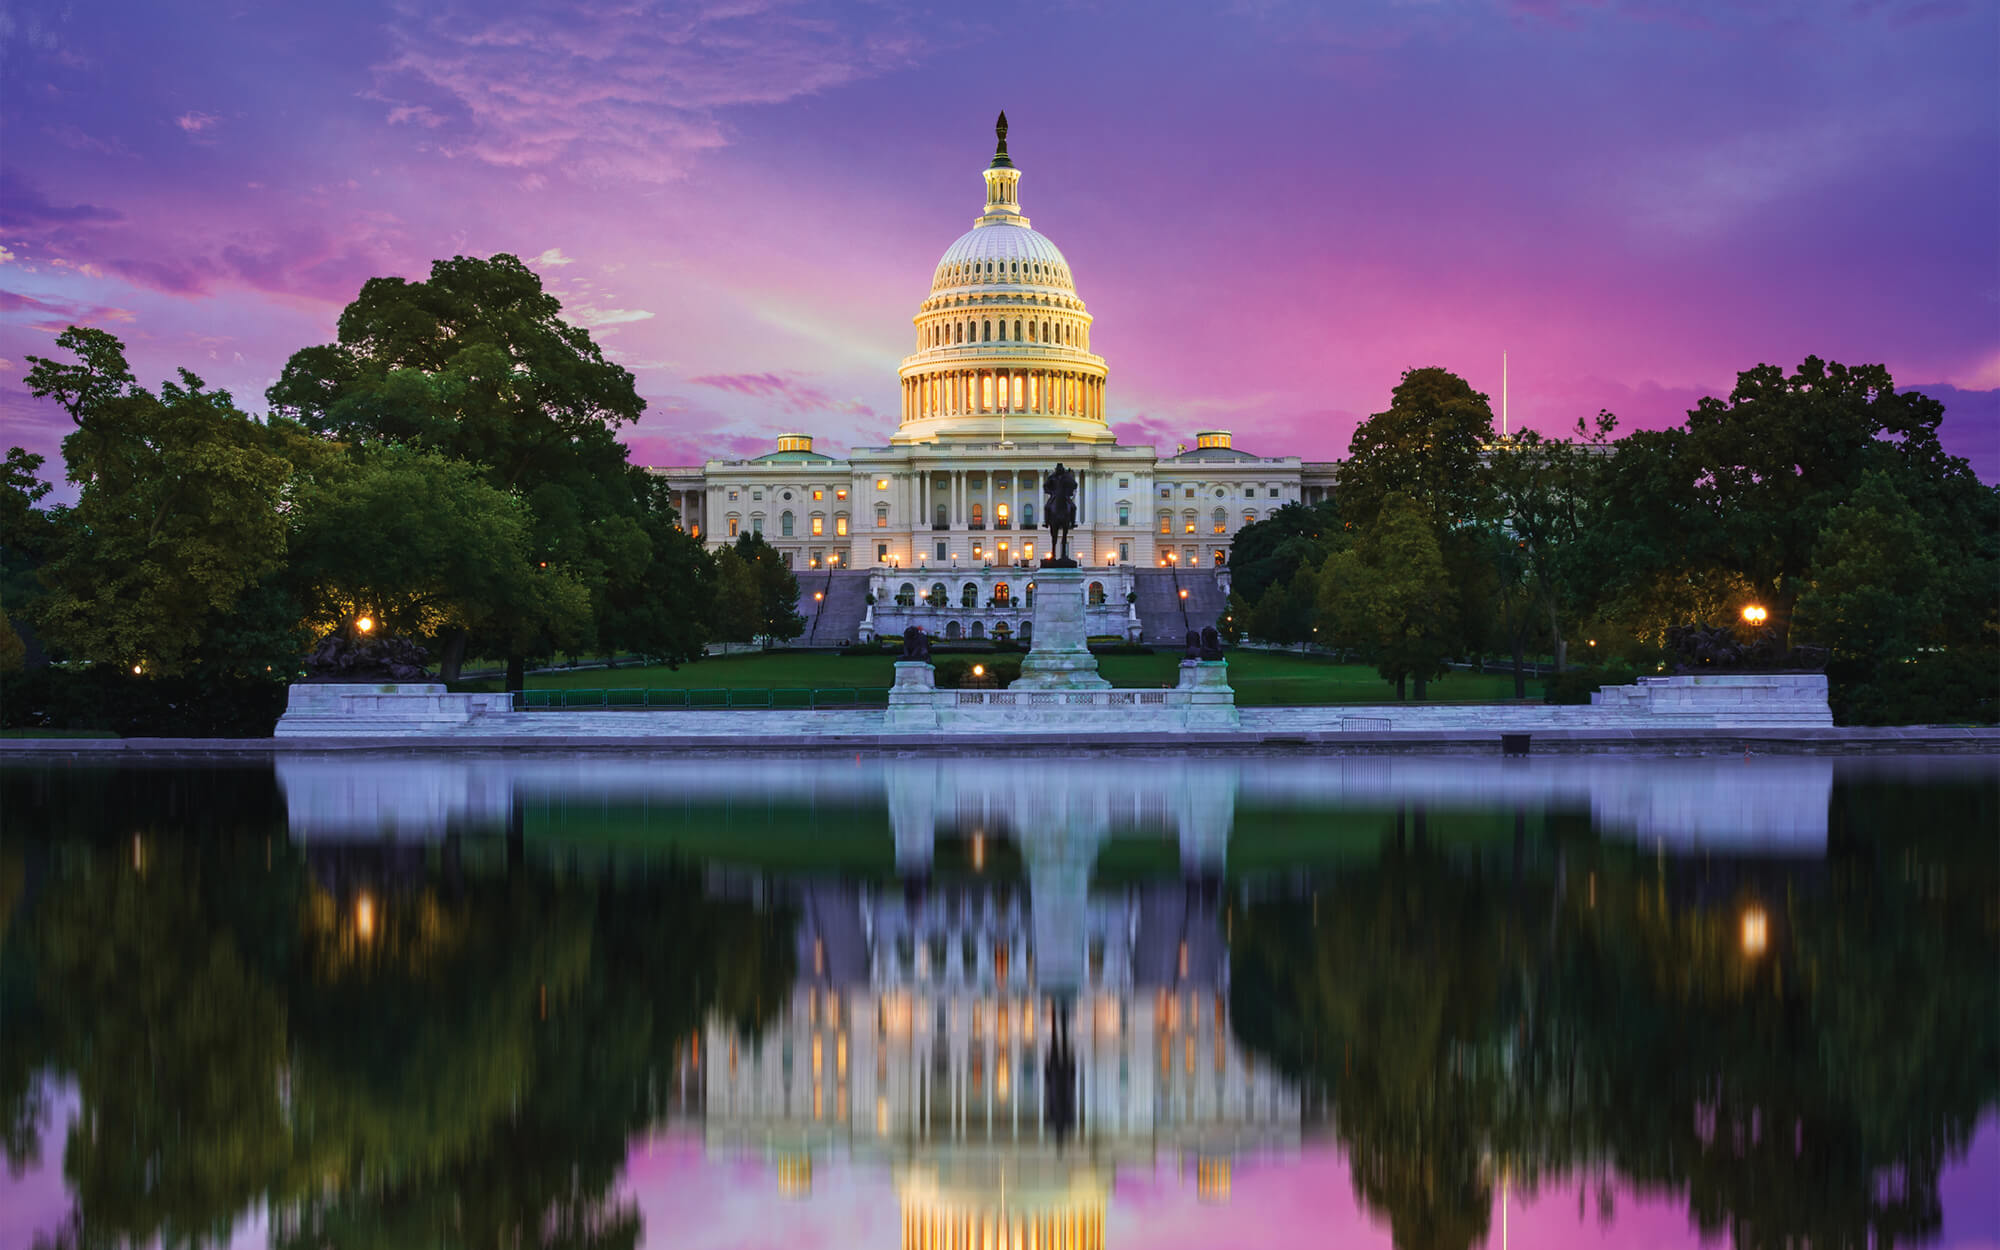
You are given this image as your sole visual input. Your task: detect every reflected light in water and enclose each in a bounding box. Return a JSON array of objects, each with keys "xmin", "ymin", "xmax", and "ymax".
[
  {"xmin": 355, "ymin": 892, "xmax": 376, "ymax": 943},
  {"xmin": 1742, "ymin": 905, "xmax": 1770, "ymax": 957}
]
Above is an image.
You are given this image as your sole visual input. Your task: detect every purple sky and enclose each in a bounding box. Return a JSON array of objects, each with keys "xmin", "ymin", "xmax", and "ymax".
[{"xmin": 3, "ymin": 0, "xmax": 1996, "ymax": 486}]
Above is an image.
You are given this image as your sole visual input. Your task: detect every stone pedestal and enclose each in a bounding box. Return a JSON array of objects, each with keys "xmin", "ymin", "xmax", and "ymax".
[
  {"xmin": 274, "ymin": 682, "xmax": 512, "ymax": 737},
  {"xmin": 1014, "ymin": 567, "xmax": 1110, "ymax": 690},
  {"xmin": 1177, "ymin": 658, "xmax": 1240, "ymax": 728},
  {"xmin": 886, "ymin": 660, "xmax": 940, "ymax": 730}
]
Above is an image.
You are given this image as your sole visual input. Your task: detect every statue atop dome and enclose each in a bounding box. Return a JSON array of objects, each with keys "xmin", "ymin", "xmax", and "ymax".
[{"xmin": 990, "ymin": 110, "xmax": 1013, "ymax": 169}]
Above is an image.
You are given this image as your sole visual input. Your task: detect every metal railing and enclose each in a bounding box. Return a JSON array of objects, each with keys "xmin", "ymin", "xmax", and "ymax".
[{"xmin": 514, "ymin": 687, "xmax": 893, "ymax": 711}]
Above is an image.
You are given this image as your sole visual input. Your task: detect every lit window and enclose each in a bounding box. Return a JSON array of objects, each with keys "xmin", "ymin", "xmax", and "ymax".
[
  {"xmin": 813, "ymin": 489, "xmax": 823, "ymax": 501},
  {"xmin": 727, "ymin": 517, "xmax": 739, "ymax": 537},
  {"xmin": 1159, "ymin": 514, "xmax": 1171, "ymax": 535},
  {"xmin": 812, "ymin": 516, "xmax": 825, "ymax": 537},
  {"xmin": 1185, "ymin": 515, "xmax": 1196, "ymax": 534},
  {"xmin": 877, "ymin": 479, "xmax": 889, "ymax": 490},
  {"xmin": 876, "ymin": 507, "xmax": 888, "ymax": 528},
  {"xmin": 729, "ymin": 490, "xmax": 739, "ymax": 501},
  {"xmin": 836, "ymin": 489, "xmax": 848, "ymax": 500},
  {"xmin": 835, "ymin": 516, "xmax": 847, "ymax": 537}
]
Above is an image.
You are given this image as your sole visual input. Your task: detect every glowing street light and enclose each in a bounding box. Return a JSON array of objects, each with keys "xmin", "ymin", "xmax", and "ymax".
[
  {"xmin": 355, "ymin": 616, "xmax": 376, "ymax": 634},
  {"xmin": 1742, "ymin": 605, "xmax": 1769, "ymax": 625},
  {"xmin": 1179, "ymin": 588, "xmax": 1189, "ymax": 601}
]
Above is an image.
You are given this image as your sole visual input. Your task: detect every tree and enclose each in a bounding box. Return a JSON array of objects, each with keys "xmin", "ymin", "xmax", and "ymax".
[
  {"xmin": 0, "ymin": 447, "xmax": 57, "ymax": 668},
  {"xmin": 709, "ymin": 546, "xmax": 763, "ymax": 645},
  {"xmin": 266, "ymin": 254, "xmax": 689, "ymax": 688},
  {"xmin": 1793, "ymin": 472, "xmax": 1944, "ymax": 666},
  {"xmin": 1245, "ymin": 564, "xmax": 1322, "ymax": 648},
  {"xmin": 592, "ymin": 474, "xmax": 715, "ymax": 666},
  {"xmin": 1338, "ymin": 368, "xmax": 1495, "ymax": 534},
  {"xmin": 287, "ymin": 445, "xmax": 592, "ymax": 652},
  {"xmin": 1226, "ymin": 499, "xmax": 1344, "ymax": 608},
  {"xmin": 732, "ymin": 533, "xmax": 803, "ymax": 646},
  {"xmin": 24, "ymin": 328, "xmax": 297, "ymax": 675},
  {"xmin": 1598, "ymin": 358, "xmax": 1957, "ymax": 652},
  {"xmin": 1485, "ymin": 413, "xmax": 1615, "ymax": 671},
  {"xmin": 1319, "ymin": 495, "xmax": 1455, "ymax": 698}
]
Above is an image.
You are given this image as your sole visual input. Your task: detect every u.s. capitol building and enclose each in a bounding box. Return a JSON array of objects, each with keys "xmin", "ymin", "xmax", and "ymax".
[{"xmin": 652, "ymin": 115, "xmax": 1335, "ymax": 644}]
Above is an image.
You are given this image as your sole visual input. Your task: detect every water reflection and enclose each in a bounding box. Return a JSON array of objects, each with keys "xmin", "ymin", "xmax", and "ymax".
[{"xmin": 1, "ymin": 753, "xmax": 1993, "ymax": 1249}]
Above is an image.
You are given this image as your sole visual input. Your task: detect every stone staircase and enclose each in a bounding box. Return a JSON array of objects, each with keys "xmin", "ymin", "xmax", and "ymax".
[
  {"xmin": 1129, "ymin": 569, "xmax": 1227, "ymax": 645},
  {"xmin": 794, "ymin": 569, "xmax": 873, "ymax": 647}
]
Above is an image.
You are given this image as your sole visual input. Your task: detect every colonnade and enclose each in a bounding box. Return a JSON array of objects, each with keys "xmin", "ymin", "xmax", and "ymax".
[
  {"xmin": 915, "ymin": 468, "xmax": 1088, "ymax": 531},
  {"xmin": 901, "ymin": 1204, "xmax": 1104, "ymax": 1250},
  {"xmin": 903, "ymin": 369, "xmax": 1104, "ymax": 424}
]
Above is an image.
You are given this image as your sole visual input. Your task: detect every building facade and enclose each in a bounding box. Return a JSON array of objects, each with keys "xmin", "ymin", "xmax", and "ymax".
[{"xmin": 652, "ymin": 116, "xmax": 1338, "ymax": 586}]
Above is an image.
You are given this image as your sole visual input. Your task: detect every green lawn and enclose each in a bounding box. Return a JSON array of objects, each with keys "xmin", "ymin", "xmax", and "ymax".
[{"xmin": 497, "ymin": 648, "xmax": 1528, "ymax": 705}]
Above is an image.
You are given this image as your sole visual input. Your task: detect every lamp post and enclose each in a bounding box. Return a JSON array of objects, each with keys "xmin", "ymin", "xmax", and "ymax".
[{"xmin": 1741, "ymin": 605, "xmax": 1768, "ymax": 626}]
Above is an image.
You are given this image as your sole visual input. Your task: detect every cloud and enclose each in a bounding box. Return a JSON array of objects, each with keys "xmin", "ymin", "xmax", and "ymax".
[
  {"xmin": 366, "ymin": 0, "xmax": 926, "ymax": 181},
  {"xmin": 565, "ymin": 304, "xmax": 655, "ymax": 328},
  {"xmin": 0, "ymin": 171, "xmax": 123, "ymax": 231},
  {"xmin": 174, "ymin": 111, "xmax": 220, "ymax": 133},
  {"xmin": 529, "ymin": 246, "xmax": 576, "ymax": 267},
  {"xmin": 0, "ymin": 246, "xmax": 14, "ymax": 264},
  {"xmin": 687, "ymin": 370, "xmax": 874, "ymax": 418},
  {"xmin": 0, "ymin": 289, "xmax": 138, "ymax": 332}
]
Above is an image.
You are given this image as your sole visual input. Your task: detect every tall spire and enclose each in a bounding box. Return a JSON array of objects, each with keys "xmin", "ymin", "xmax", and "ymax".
[{"xmin": 977, "ymin": 111, "xmax": 1026, "ymax": 227}]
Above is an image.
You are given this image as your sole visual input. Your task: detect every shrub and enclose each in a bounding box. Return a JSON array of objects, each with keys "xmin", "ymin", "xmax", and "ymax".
[
  {"xmin": 1831, "ymin": 651, "xmax": 2000, "ymax": 726},
  {"xmin": 1544, "ymin": 666, "xmax": 1613, "ymax": 705},
  {"xmin": 1089, "ymin": 643, "xmax": 1154, "ymax": 656},
  {"xmin": 0, "ymin": 665, "xmax": 289, "ymax": 737}
]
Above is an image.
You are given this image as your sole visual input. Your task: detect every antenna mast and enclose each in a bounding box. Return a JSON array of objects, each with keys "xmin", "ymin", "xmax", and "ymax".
[{"xmin": 1502, "ymin": 351, "xmax": 1509, "ymax": 438}]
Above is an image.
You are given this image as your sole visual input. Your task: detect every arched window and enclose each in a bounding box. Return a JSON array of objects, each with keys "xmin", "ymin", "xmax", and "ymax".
[
  {"xmin": 1088, "ymin": 581, "xmax": 1106, "ymax": 606},
  {"xmin": 961, "ymin": 582, "xmax": 978, "ymax": 608},
  {"xmin": 810, "ymin": 513, "xmax": 825, "ymax": 537},
  {"xmin": 970, "ymin": 621, "xmax": 985, "ymax": 639},
  {"xmin": 781, "ymin": 512, "xmax": 795, "ymax": 537},
  {"xmin": 834, "ymin": 514, "xmax": 847, "ymax": 537},
  {"xmin": 1025, "ymin": 581, "xmax": 1036, "ymax": 607},
  {"xmin": 929, "ymin": 582, "xmax": 948, "ymax": 607},
  {"xmin": 1027, "ymin": 320, "xmax": 1036, "ymax": 342},
  {"xmin": 1014, "ymin": 318, "xmax": 1022, "ymax": 340},
  {"xmin": 1158, "ymin": 512, "xmax": 1171, "ymax": 535},
  {"xmin": 970, "ymin": 503, "xmax": 984, "ymax": 530},
  {"xmin": 1184, "ymin": 512, "xmax": 1197, "ymax": 534},
  {"xmin": 897, "ymin": 582, "xmax": 916, "ymax": 607},
  {"xmin": 1021, "ymin": 503, "xmax": 1035, "ymax": 528},
  {"xmin": 934, "ymin": 503, "xmax": 949, "ymax": 529},
  {"xmin": 1213, "ymin": 508, "xmax": 1227, "ymax": 534},
  {"xmin": 1019, "ymin": 619, "xmax": 1033, "ymax": 641},
  {"xmin": 982, "ymin": 320, "xmax": 991, "ymax": 342},
  {"xmin": 955, "ymin": 323, "xmax": 964, "ymax": 344},
  {"xmin": 998, "ymin": 319, "xmax": 1007, "ymax": 341},
  {"xmin": 946, "ymin": 620, "xmax": 962, "ymax": 640},
  {"xmin": 727, "ymin": 515, "xmax": 740, "ymax": 538},
  {"xmin": 1243, "ymin": 510, "xmax": 1256, "ymax": 527},
  {"xmin": 993, "ymin": 582, "xmax": 1011, "ymax": 606}
]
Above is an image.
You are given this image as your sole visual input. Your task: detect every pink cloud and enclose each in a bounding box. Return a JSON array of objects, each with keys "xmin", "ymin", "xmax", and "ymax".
[
  {"xmin": 687, "ymin": 371, "xmax": 875, "ymax": 419},
  {"xmin": 174, "ymin": 110, "xmax": 219, "ymax": 133}
]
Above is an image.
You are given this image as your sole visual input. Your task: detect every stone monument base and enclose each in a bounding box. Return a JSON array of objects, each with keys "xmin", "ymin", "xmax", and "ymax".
[
  {"xmin": 275, "ymin": 683, "xmax": 512, "ymax": 737},
  {"xmin": 1013, "ymin": 567, "xmax": 1110, "ymax": 691}
]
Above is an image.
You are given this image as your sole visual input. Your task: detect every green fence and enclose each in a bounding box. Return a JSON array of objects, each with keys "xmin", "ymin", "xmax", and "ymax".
[{"xmin": 515, "ymin": 687, "xmax": 892, "ymax": 711}]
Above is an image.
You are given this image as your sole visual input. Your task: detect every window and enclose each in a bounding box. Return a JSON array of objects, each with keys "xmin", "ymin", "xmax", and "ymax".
[
  {"xmin": 1213, "ymin": 508, "xmax": 1228, "ymax": 534},
  {"xmin": 838, "ymin": 488, "xmax": 848, "ymax": 500},
  {"xmin": 813, "ymin": 489, "xmax": 823, "ymax": 501},
  {"xmin": 972, "ymin": 543, "xmax": 984, "ymax": 560},
  {"xmin": 1159, "ymin": 513, "xmax": 1171, "ymax": 535},
  {"xmin": 1088, "ymin": 581, "xmax": 1107, "ymax": 606},
  {"xmin": 1216, "ymin": 488, "xmax": 1227, "ymax": 498},
  {"xmin": 1159, "ymin": 487, "xmax": 1171, "ymax": 499},
  {"xmin": 1118, "ymin": 503, "xmax": 1130, "ymax": 525},
  {"xmin": 781, "ymin": 512, "xmax": 795, "ymax": 537},
  {"xmin": 753, "ymin": 490, "xmax": 764, "ymax": 501},
  {"xmin": 810, "ymin": 515, "xmax": 823, "ymax": 537},
  {"xmin": 982, "ymin": 320, "xmax": 991, "ymax": 342},
  {"xmin": 1119, "ymin": 540, "xmax": 1130, "ymax": 562},
  {"xmin": 835, "ymin": 515, "xmax": 848, "ymax": 537},
  {"xmin": 929, "ymin": 582, "xmax": 948, "ymax": 606},
  {"xmin": 897, "ymin": 582, "xmax": 916, "ymax": 607},
  {"xmin": 998, "ymin": 320, "xmax": 1007, "ymax": 341},
  {"xmin": 1184, "ymin": 513, "xmax": 1197, "ymax": 534},
  {"xmin": 1243, "ymin": 511, "xmax": 1256, "ymax": 527},
  {"xmin": 970, "ymin": 503, "xmax": 984, "ymax": 530},
  {"xmin": 877, "ymin": 478, "xmax": 889, "ymax": 490},
  {"xmin": 877, "ymin": 543, "xmax": 889, "ymax": 562},
  {"xmin": 1021, "ymin": 504, "xmax": 1035, "ymax": 528},
  {"xmin": 993, "ymin": 582, "xmax": 1011, "ymax": 606},
  {"xmin": 1270, "ymin": 487, "xmax": 1280, "ymax": 498},
  {"xmin": 728, "ymin": 489, "xmax": 739, "ymax": 502},
  {"xmin": 996, "ymin": 503, "xmax": 1010, "ymax": 529},
  {"xmin": 1119, "ymin": 477, "xmax": 1130, "ymax": 488},
  {"xmin": 946, "ymin": 620, "xmax": 962, "ymax": 640},
  {"xmin": 727, "ymin": 516, "xmax": 740, "ymax": 537},
  {"xmin": 935, "ymin": 540, "xmax": 948, "ymax": 562},
  {"xmin": 961, "ymin": 583, "xmax": 978, "ymax": 608},
  {"xmin": 782, "ymin": 491, "xmax": 793, "ymax": 501},
  {"xmin": 876, "ymin": 506, "xmax": 889, "ymax": 528},
  {"xmin": 1183, "ymin": 488, "xmax": 1194, "ymax": 499},
  {"xmin": 752, "ymin": 516, "xmax": 764, "ymax": 535}
]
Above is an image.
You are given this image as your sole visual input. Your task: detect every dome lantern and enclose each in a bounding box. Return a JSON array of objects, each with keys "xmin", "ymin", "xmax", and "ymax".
[{"xmin": 979, "ymin": 111, "xmax": 1026, "ymax": 228}]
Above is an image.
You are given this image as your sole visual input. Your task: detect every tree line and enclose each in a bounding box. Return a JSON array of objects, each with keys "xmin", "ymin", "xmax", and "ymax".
[
  {"xmin": 0, "ymin": 254, "xmax": 804, "ymax": 706},
  {"xmin": 1224, "ymin": 364, "xmax": 1997, "ymax": 721}
]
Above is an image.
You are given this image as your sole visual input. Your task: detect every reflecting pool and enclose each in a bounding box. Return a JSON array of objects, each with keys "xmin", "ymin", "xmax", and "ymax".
[{"xmin": 3, "ymin": 752, "xmax": 1995, "ymax": 1249}]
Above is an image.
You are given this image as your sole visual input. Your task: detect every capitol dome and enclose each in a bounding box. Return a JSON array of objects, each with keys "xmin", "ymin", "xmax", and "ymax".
[{"xmin": 894, "ymin": 113, "xmax": 1111, "ymax": 446}]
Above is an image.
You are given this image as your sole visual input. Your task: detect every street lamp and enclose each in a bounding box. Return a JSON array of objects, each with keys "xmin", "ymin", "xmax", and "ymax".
[
  {"xmin": 355, "ymin": 616, "xmax": 375, "ymax": 634},
  {"xmin": 1742, "ymin": 605, "xmax": 1769, "ymax": 625}
]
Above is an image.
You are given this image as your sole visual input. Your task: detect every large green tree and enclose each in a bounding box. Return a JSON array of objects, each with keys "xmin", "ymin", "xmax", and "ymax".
[
  {"xmin": 24, "ymin": 328, "xmax": 300, "ymax": 675},
  {"xmin": 1337, "ymin": 367, "xmax": 1495, "ymax": 533},
  {"xmin": 267, "ymin": 254, "xmax": 708, "ymax": 686},
  {"xmin": 1318, "ymin": 494, "xmax": 1456, "ymax": 698},
  {"xmin": 1485, "ymin": 413, "xmax": 1616, "ymax": 671}
]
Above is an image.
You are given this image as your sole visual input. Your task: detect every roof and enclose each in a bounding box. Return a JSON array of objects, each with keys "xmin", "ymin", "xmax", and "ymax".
[
  {"xmin": 933, "ymin": 224, "xmax": 1076, "ymax": 297},
  {"xmin": 749, "ymin": 449, "xmax": 837, "ymax": 463},
  {"xmin": 1169, "ymin": 445, "xmax": 1264, "ymax": 462}
]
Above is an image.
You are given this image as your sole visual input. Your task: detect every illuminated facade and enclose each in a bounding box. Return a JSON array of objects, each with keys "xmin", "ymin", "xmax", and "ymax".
[{"xmin": 652, "ymin": 116, "xmax": 1337, "ymax": 579}]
